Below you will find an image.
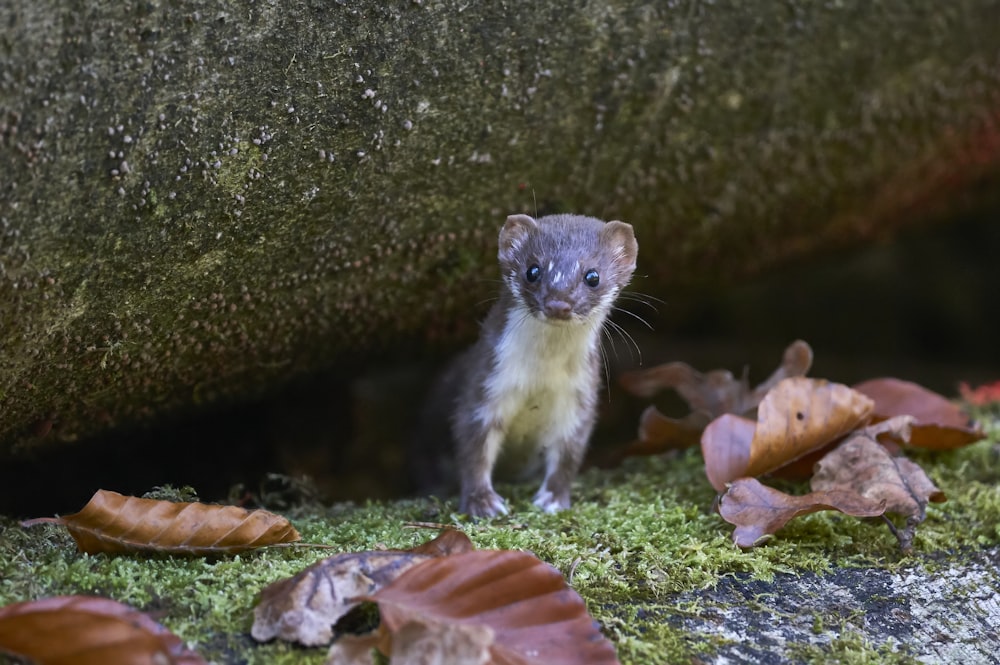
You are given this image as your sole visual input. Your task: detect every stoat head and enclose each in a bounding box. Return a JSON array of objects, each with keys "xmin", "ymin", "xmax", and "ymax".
[{"xmin": 497, "ymin": 213, "xmax": 638, "ymax": 324}]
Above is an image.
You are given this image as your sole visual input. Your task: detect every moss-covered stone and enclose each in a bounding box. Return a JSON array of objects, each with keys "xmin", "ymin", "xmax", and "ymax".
[
  {"xmin": 2, "ymin": 0, "xmax": 999, "ymax": 453},
  {"xmin": 1, "ymin": 410, "xmax": 997, "ymax": 663}
]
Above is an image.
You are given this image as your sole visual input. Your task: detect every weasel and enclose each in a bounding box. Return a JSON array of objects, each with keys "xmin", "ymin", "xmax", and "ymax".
[{"xmin": 451, "ymin": 213, "xmax": 639, "ymax": 517}]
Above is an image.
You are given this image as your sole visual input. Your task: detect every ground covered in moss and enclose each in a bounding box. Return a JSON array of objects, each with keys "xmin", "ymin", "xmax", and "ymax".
[{"xmin": 1, "ymin": 411, "xmax": 998, "ymax": 664}]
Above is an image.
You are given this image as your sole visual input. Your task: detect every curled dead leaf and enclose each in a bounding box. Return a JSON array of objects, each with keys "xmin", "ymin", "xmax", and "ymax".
[
  {"xmin": 22, "ymin": 489, "xmax": 300, "ymax": 556},
  {"xmin": 745, "ymin": 378, "xmax": 874, "ymax": 478},
  {"xmin": 252, "ymin": 530, "xmax": 474, "ymax": 647},
  {"xmin": 635, "ymin": 407, "xmax": 710, "ymax": 451},
  {"xmin": 619, "ymin": 340, "xmax": 813, "ymax": 415},
  {"xmin": 390, "ymin": 620, "xmax": 494, "ymax": 665},
  {"xmin": 701, "ymin": 378, "xmax": 874, "ymax": 492},
  {"xmin": 365, "ymin": 550, "xmax": 620, "ymax": 665},
  {"xmin": 0, "ymin": 595, "xmax": 207, "ymax": 665},
  {"xmin": 854, "ymin": 377, "xmax": 985, "ymax": 450},
  {"xmin": 959, "ymin": 380, "xmax": 1000, "ymax": 406},
  {"xmin": 701, "ymin": 414, "xmax": 756, "ymax": 493},
  {"xmin": 620, "ymin": 342, "xmax": 814, "ymax": 463},
  {"xmin": 812, "ymin": 432, "xmax": 946, "ymax": 552},
  {"xmin": 326, "ymin": 620, "xmax": 494, "ymax": 665},
  {"xmin": 598, "ymin": 408, "xmax": 710, "ymax": 467},
  {"xmin": 717, "ymin": 478, "xmax": 887, "ymax": 548},
  {"xmin": 326, "ymin": 632, "xmax": 380, "ymax": 665}
]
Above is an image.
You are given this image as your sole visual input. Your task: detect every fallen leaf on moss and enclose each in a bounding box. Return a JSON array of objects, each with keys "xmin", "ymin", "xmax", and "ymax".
[
  {"xmin": 361, "ymin": 549, "xmax": 620, "ymax": 665},
  {"xmin": 854, "ymin": 377, "xmax": 985, "ymax": 450},
  {"xmin": 252, "ymin": 530, "xmax": 474, "ymax": 647},
  {"xmin": 620, "ymin": 339, "xmax": 813, "ymax": 413},
  {"xmin": 717, "ymin": 477, "xmax": 887, "ymax": 548},
  {"xmin": 617, "ymin": 341, "xmax": 813, "ymax": 458},
  {"xmin": 811, "ymin": 424, "xmax": 946, "ymax": 552},
  {"xmin": 326, "ymin": 632, "xmax": 381, "ymax": 665},
  {"xmin": 701, "ymin": 377, "xmax": 874, "ymax": 491},
  {"xmin": 326, "ymin": 620, "xmax": 495, "ymax": 665},
  {"xmin": 407, "ymin": 529, "xmax": 474, "ymax": 557},
  {"xmin": 598, "ymin": 409, "xmax": 711, "ymax": 467},
  {"xmin": 959, "ymin": 379, "xmax": 1000, "ymax": 406},
  {"xmin": 744, "ymin": 378, "xmax": 874, "ymax": 478},
  {"xmin": 0, "ymin": 595, "xmax": 206, "ymax": 665},
  {"xmin": 21, "ymin": 489, "xmax": 300, "ymax": 556},
  {"xmin": 700, "ymin": 413, "xmax": 757, "ymax": 493}
]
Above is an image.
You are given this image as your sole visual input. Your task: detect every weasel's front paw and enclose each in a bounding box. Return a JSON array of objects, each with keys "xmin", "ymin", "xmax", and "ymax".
[
  {"xmin": 533, "ymin": 487, "xmax": 570, "ymax": 514},
  {"xmin": 460, "ymin": 488, "xmax": 509, "ymax": 518}
]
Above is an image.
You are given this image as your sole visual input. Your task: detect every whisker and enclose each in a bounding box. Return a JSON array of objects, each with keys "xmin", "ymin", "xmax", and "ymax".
[
  {"xmin": 613, "ymin": 305, "xmax": 654, "ymax": 330},
  {"xmin": 600, "ymin": 322, "xmax": 623, "ymax": 364},
  {"xmin": 617, "ymin": 291, "xmax": 665, "ymax": 313},
  {"xmin": 596, "ymin": 326, "xmax": 614, "ymax": 399},
  {"xmin": 475, "ymin": 296, "xmax": 499, "ymax": 308},
  {"xmin": 605, "ymin": 319, "xmax": 643, "ymax": 365}
]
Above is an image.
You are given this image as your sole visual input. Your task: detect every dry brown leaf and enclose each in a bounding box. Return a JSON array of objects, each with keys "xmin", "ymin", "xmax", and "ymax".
[
  {"xmin": 717, "ymin": 478, "xmax": 887, "ymax": 548},
  {"xmin": 0, "ymin": 595, "xmax": 207, "ymax": 665},
  {"xmin": 854, "ymin": 377, "xmax": 985, "ymax": 450},
  {"xmin": 389, "ymin": 620, "xmax": 494, "ymax": 665},
  {"xmin": 812, "ymin": 429, "xmax": 947, "ymax": 552},
  {"xmin": 636, "ymin": 408, "xmax": 712, "ymax": 450},
  {"xmin": 22, "ymin": 489, "xmax": 299, "ymax": 555},
  {"xmin": 326, "ymin": 620, "xmax": 494, "ymax": 665},
  {"xmin": 960, "ymin": 380, "xmax": 1000, "ymax": 406},
  {"xmin": 407, "ymin": 529, "xmax": 475, "ymax": 557},
  {"xmin": 616, "ymin": 341, "xmax": 812, "ymax": 461},
  {"xmin": 326, "ymin": 632, "xmax": 380, "ymax": 665},
  {"xmin": 701, "ymin": 378, "xmax": 873, "ymax": 492},
  {"xmin": 619, "ymin": 340, "xmax": 813, "ymax": 415},
  {"xmin": 366, "ymin": 550, "xmax": 620, "ymax": 665},
  {"xmin": 252, "ymin": 530, "xmax": 474, "ymax": 647},
  {"xmin": 700, "ymin": 414, "xmax": 756, "ymax": 493},
  {"xmin": 598, "ymin": 408, "xmax": 710, "ymax": 467},
  {"xmin": 745, "ymin": 378, "xmax": 874, "ymax": 478}
]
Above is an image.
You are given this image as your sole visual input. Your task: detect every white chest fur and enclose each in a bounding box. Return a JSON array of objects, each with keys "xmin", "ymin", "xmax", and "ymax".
[{"xmin": 478, "ymin": 309, "xmax": 600, "ymax": 448}]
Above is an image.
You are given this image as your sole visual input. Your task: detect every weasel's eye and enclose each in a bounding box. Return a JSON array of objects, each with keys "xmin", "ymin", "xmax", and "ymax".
[
  {"xmin": 526, "ymin": 264, "xmax": 541, "ymax": 283},
  {"xmin": 584, "ymin": 269, "xmax": 600, "ymax": 287}
]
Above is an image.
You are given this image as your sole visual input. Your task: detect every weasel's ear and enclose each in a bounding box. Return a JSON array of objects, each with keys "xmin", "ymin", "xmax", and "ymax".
[
  {"xmin": 498, "ymin": 214, "xmax": 537, "ymax": 261},
  {"xmin": 601, "ymin": 220, "xmax": 638, "ymax": 272}
]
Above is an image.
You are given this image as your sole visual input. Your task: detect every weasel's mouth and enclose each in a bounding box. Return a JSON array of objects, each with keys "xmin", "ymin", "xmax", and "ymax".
[
  {"xmin": 537, "ymin": 310, "xmax": 580, "ymax": 325},
  {"xmin": 541, "ymin": 299, "xmax": 575, "ymax": 321}
]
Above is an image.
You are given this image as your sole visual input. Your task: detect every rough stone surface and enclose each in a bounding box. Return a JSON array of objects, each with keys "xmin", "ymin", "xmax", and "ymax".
[
  {"xmin": 2, "ymin": 0, "xmax": 999, "ymax": 451},
  {"xmin": 669, "ymin": 547, "xmax": 1000, "ymax": 664}
]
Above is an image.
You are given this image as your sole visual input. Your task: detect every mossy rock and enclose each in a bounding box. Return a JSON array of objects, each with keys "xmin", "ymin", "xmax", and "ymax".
[{"xmin": 2, "ymin": 0, "xmax": 999, "ymax": 452}]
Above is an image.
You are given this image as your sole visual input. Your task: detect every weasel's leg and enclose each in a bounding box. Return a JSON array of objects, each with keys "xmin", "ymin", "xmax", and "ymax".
[
  {"xmin": 458, "ymin": 427, "xmax": 509, "ymax": 518},
  {"xmin": 533, "ymin": 428, "xmax": 589, "ymax": 513}
]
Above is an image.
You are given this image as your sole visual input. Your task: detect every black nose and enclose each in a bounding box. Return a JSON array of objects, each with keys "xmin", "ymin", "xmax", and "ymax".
[{"xmin": 544, "ymin": 300, "xmax": 573, "ymax": 320}]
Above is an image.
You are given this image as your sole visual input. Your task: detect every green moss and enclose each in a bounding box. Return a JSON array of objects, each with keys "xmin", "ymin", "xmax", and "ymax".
[
  {"xmin": 1, "ymin": 415, "xmax": 998, "ymax": 663},
  {"xmin": 786, "ymin": 630, "xmax": 915, "ymax": 664}
]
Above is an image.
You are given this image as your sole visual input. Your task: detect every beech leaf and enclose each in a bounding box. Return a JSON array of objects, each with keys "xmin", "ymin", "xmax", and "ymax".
[
  {"xmin": 252, "ymin": 530, "xmax": 474, "ymax": 647},
  {"xmin": 717, "ymin": 478, "xmax": 887, "ymax": 548},
  {"xmin": 700, "ymin": 378, "xmax": 874, "ymax": 492},
  {"xmin": 365, "ymin": 550, "xmax": 620, "ymax": 665},
  {"xmin": 617, "ymin": 341, "xmax": 813, "ymax": 461},
  {"xmin": 959, "ymin": 380, "xmax": 1000, "ymax": 406},
  {"xmin": 745, "ymin": 378, "xmax": 874, "ymax": 478},
  {"xmin": 812, "ymin": 433, "xmax": 946, "ymax": 552},
  {"xmin": 0, "ymin": 595, "xmax": 207, "ymax": 665},
  {"xmin": 326, "ymin": 632, "xmax": 380, "ymax": 665},
  {"xmin": 22, "ymin": 489, "xmax": 300, "ymax": 555},
  {"xmin": 599, "ymin": 408, "xmax": 711, "ymax": 467},
  {"xmin": 388, "ymin": 620, "xmax": 494, "ymax": 665},
  {"xmin": 701, "ymin": 414, "xmax": 756, "ymax": 493},
  {"xmin": 619, "ymin": 339, "xmax": 813, "ymax": 416},
  {"xmin": 854, "ymin": 377, "xmax": 985, "ymax": 450}
]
